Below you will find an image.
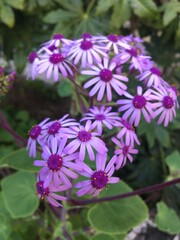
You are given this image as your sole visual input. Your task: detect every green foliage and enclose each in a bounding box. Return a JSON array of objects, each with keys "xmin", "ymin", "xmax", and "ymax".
[
  {"xmin": 131, "ymin": 0, "xmax": 158, "ymax": 19},
  {"xmin": 165, "ymin": 151, "xmax": 180, "ymax": 177},
  {"xmin": 57, "ymin": 79, "xmax": 73, "ymax": 98},
  {"xmin": 155, "ymin": 201, "xmax": 180, "ymax": 235},
  {"xmin": 0, "ymin": 148, "xmax": 39, "ymax": 173},
  {"xmin": 1, "ymin": 171, "xmax": 39, "ymax": 218},
  {"xmin": 91, "ymin": 233, "xmax": 126, "ymax": 240},
  {"xmin": 88, "ymin": 181, "xmax": 148, "ymax": 234}
]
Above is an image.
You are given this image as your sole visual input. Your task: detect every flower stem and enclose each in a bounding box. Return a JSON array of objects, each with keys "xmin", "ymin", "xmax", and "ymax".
[{"xmin": 69, "ymin": 178, "xmax": 180, "ymax": 206}]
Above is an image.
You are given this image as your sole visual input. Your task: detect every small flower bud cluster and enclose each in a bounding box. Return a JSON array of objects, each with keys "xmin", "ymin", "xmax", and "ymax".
[{"xmin": 0, "ymin": 66, "xmax": 16, "ymax": 96}]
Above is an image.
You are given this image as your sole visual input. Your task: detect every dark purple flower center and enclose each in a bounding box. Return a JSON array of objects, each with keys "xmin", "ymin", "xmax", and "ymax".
[
  {"xmin": 49, "ymin": 53, "xmax": 64, "ymax": 64},
  {"xmin": 80, "ymin": 40, "xmax": 93, "ymax": 50},
  {"xmin": 28, "ymin": 52, "xmax": 37, "ymax": 63},
  {"xmin": 47, "ymin": 154, "xmax": 63, "ymax": 171},
  {"xmin": 36, "ymin": 181, "xmax": 49, "ymax": 197},
  {"xmin": 133, "ymin": 95, "xmax": 147, "ymax": 109},
  {"xmin": 107, "ymin": 34, "xmax": 118, "ymax": 43},
  {"xmin": 122, "ymin": 145, "xmax": 129, "ymax": 156},
  {"xmin": 78, "ymin": 130, "xmax": 91, "ymax": 142},
  {"xmin": 82, "ymin": 33, "xmax": 92, "ymax": 39},
  {"xmin": 29, "ymin": 125, "xmax": 41, "ymax": 139},
  {"xmin": 121, "ymin": 119, "xmax": 134, "ymax": 131},
  {"xmin": 95, "ymin": 114, "xmax": 106, "ymax": 120},
  {"xmin": 48, "ymin": 45, "xmax": 57, "ymax": 52},
  {"xmin": 53, "ymin": 33, "xmax": 64, "ymax": 39},
  {"xmin": 126, "ymin": 48, "xmax": 138, "ymax": 57},
  {"xmin": 48, "ymin": 121, "xmax": 61, "ymax": 135},
  {"xmin": 100, "ymin": 69, "xmax": 113, "ymax": 82},
  {"xmin": 91, "ymin": 171, "xmax": 108, "ymax": 189},
  {"xmin": 150, "ymin": 67, "xmax": 161, "ymax": 76},
  {"xmin": 163, "ymin": 96, "xmax": 174, "ymax": 109}
]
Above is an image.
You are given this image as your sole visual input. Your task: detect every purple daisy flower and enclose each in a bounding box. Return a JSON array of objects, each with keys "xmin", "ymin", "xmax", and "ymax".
[
  {"xmin": 41, "ymin": 114, "xmax": 79, "ymax": 146},
  {"xmin": 82, "ymin": 58, "xmax": 128, "ymax": 101},
  {"xmin": 64, "ymin": 120, "xmax": 108, "ymax": 161},
  {"xmin": 117, "ymin": 86, "xmax": 155, "ymax": 126},
  {"xmin": 27, "ymin": 51, "xmax": 39, "ymax": 80},
  {"xmin": 68, "ymin": 34, "xmax": 108, "ymax": 68},
  {"xmin": 42, "ymin": 33, "xmax": 73, "ymax": 48},
  {"xmin": 34, "ymin": 138, "xmax": 82, "ymax": 188},
  {"xmin": 150, "ymin": 86, "xmax": 177, "ymax": 126},
  {"xmin": 36, "ymin": 48, "xmax": 74, "ymax": 81},
  {"xmin": 75, "ymin": 153, "xmax": 119, "ymax": 196},
  {"xmin": 27, "ymin": 118, "xmax": 50, "ymax": 157},
  {"xmin": 80, "ymin": 106, "xmax": 121, "ymax": 135},
  {"xmin": 95, "ymin": 34, "xmax": 130, "ymax": 54},
  {"xmin": 112, "ymin": 137, "xmax": 138, "ymax": 169},
  {"xmin": 138, "ymin": 66, "xmax": 164, "ymax": 87},
  {"xmin": 114, "ymin": 47, "xmax": 150, "ymax": 73},
  {"xmin": 116, "ymin": 119, "xmax": 140, "ymax": 146},
  {"xmin": 36, "ymin": 175, "xmax": 68, "ymax": 207}
]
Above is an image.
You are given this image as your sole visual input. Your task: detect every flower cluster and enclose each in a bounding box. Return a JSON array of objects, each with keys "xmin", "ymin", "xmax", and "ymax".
[
  {"xmin": 0, "ymin": 66, "xmax": 16, "ymax": 96},
  {"xmin": 27, "ymin": 33, "xmax": 179, "ymax": 207}
]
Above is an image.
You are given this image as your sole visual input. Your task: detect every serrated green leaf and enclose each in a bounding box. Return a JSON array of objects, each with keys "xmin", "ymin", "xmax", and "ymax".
[
  {"xmin": 0, "ymin": 4, "xmax": 15, "ymax": 28},
  {"xmin": 131, "ymin": 0, "xmax": 158, "ymax": 19},
  {"xmin": 4, "ymin": 0, "xmax": 24, "ymax": 10},
  {"xmin": 155, "ymin": 202, "xmax": 180, "ymax": 234},
  {"xmin": 57, "ymin": 79, "xmax": 73, "ymax": 97},
  {"xmin": 165, "ymin": 151, "xmax": 180, "ymax": 174},
  {"xmin": 155, "ymin": 125, "xmax": 170, "ymax": 148},
  {"xmin": 163, "ymin": 10, "xmax": 177, "ymax": 26},
  {"xmin": 96, "ymin": 0, "xmax": 118, "ymax": 14},
  {"xmin": 0, "ymin": 148, "xmax": 39, "ymax": 173},
  {"xmin": 1, "ymin": 171, "xmax": 39, "ymax": 218},
  {"xmin": 43, "ymin": 9, "xmax": 76, "ymax": 23},
  {"xmin": 88, "ymin": 181, "xmax": 148, "ymax": 234}
]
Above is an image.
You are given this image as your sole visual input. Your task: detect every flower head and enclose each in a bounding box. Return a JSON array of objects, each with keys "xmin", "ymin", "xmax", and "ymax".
[
  {"xmin": 112, "ymin": 137, "xmax": 138, "ymax": 169},
  {"xmin": 82, "ymin": 58, "xmax": 128, "ymax": 101},
  {"xmin": 64, "ymin": 120, "xmax": 108, "ymax": 161},
  {"xmin": 81, "ymin": 106, "xmax": 121, "ymax": 135},
  {"xmin": 117, "ymin": 86, "xmax": 155, "ymax": 126},
  {"xmin": 42, "ymin": 33, "xmax": 73, "ymax": 48},
  {"xmin": 75, "ymin": 154, "xmax": 119, "ymax": 196},
  {"xmin": 34, "ymin": 138, "xmax": 82, "ymax": 188}
]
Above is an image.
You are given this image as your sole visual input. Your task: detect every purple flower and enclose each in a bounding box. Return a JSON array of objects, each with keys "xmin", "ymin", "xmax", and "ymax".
[
  {"xmin": 36, "ymin": 48, "xmax": 74, "ymax": 81},
  {"xmin": 0, "ymin": 66, "xmax": 3, "ymax": 75},
  {"xmin": 36, "ymin": 175, "xmax": 68, "ymax": 207},
  {"xmin": 68, "ymin": 34, "xmax": 107, "ymax": 68},
  {"xmin": 27, "ymin": 51, "xmax": 39, "ymax": 80},
  {"xmin": 64, "ymin": 120, "xmax": 108, "ymax": 161},
  {"xmin": 95, "ymin": 34, "xmax": 130, "ymax": 54},
  {"xmin": 27, "ymin": 118, "xmax": 50, "ymax": 157},
  {"xmin": 117, "ymin": 86, "xmax": 155, "ymax": 126},
  {"xmin": 81, "ymin": 106, "xmax": 121, "ymax": 135},
  {"xmin": 138, "ymin": 66, "xmax": 164, "ymax": 87},
  {"xmin": 82, "ymin": 58, "xmax": 128, "ymax": 101},
  {"xmin": 42, "ymin": 33, "xmax": 73, "ymax": 48},
  {"xmin": 112, "ymin": 137, "xmax": 138, "ymax": 169},
  {"xmin": 116, "ymin": 119, "xmax": 140, "ymax": 146},
  {"xmin": 34, "ymin": 138, "xmax": 82, "ymax": 188},
  {"xmin": 41, "ymin": 114, "xmax": 79, "ymax": 146},
  {"xmin": 150, "ymin": 86, "xmax": 177, "ymax": 126},
  {"xmin": 75, "ymin": 154, "xmax": 119, "ymax": 196}
]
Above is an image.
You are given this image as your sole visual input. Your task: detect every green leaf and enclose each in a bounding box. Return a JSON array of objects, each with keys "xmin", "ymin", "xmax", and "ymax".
[
  {"xmin": 96, "ymin": 0, "xmax": 118, "ymax": 14},
  {"xmin": 1, "ymin": 171, "xmax": 39, "ymax": 218},
  {"xmin": 88, "ymin": 181, "xmax": 148, "ymax": 234},
  {"xmin": 155, "ymin": 125, "xmax": 170, "ymax": 148},
  {"xmin": 131, "ymin": 0, "xmax": 158, "ymax": 19},
  {"xmin": 91, "ymin": 233, "xmax": 126, "ymax": 240},
  {"xmin": 0, "ymin": 4, "xmax": 15, "ymax": 28},
  {"xmin": 110, "ymin": 0, "xmax": 131, "ymax": 29},
  {"xmin": 57, "ymin": 79, "xmax": 73, "ymax": 97},
  {"xmin": 43, "ymin": 9, "xmax": 76, "ymax": 23},
  {"xmin": 163, "ymin": 10, "xmax": 177, "ymax": 26},
  {"xmin": 155, "ymin": 202, "xmax": 180, "ymax": 234},
  {"xmin": 165, "ymin": 151, "xmax": 180, "ymax": 175},
  {"xmin": 0, "ymin": 148, "xmax": 39, "ymax": 173},
  {"xmin": 4, "ymin": 0, "xmax": 24, "ymax": 10}
]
